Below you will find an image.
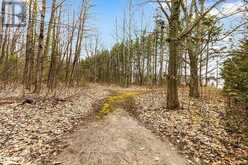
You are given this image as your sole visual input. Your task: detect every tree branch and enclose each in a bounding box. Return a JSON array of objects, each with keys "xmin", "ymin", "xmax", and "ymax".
[
  {"xmin": 156, "ymin": 0, "xmax": 170, "ymax": 21},
  {"xmin": 178, "ymin": 0, "xmax": 224, "ymax": 39}
]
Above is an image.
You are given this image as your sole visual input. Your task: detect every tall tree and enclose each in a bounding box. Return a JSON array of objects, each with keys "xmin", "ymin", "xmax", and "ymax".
[
  {"xmin": 34, "ymin": 0, "xmax": 46, "ymax": 93},
  {"xmin": 166, "ymin": 0, "xmax": 181, "ymax": 109},
  {"xmin": 24, "ymin": 0, "xmax": 35, "ymax": 89},
  {"xmin": 70, "ymin": 0, "xmax": 91, "ymax": 85}
]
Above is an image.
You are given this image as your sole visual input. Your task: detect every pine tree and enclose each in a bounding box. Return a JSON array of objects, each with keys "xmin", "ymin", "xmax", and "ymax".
[{"xmin": 222, "ymin": 40, "xmax": 248, "ymax": 109}]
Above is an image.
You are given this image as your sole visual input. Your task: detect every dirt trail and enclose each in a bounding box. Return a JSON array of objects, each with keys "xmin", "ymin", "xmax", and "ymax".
[{"xmin": 55, "ymin": 97, "xmax": 186, "ymax": 165}]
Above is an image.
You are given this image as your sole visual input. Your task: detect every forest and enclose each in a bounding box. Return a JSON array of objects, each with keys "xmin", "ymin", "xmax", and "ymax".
[{"xmin": 0, "ymin": 0, "xmax": 247, "ymax": 164}]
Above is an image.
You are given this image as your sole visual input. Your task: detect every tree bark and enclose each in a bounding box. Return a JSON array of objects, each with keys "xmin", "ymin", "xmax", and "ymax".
[
  {"xmin": 70, "ymin": 0, "xmax": 89, "ymax": 85},
  {"xmin": 23, "ymin": 0, "xmax": 34, "ymax": 90},
  {"xmin": 189, "ymin": 47, "xmax": 200, "ymax": 98},
  {"xmin": 34, "ymin": 0, "xmax": 46, "ymax": 93},
  {"xmin": 166, "ymin": 0, "xmax": 180, "ymax": 109}
]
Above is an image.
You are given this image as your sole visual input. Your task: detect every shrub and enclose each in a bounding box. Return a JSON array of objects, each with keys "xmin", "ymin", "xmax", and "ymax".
[{"xmin": 221, "ymin": 40, "xmax": 248, "ymax": 109}]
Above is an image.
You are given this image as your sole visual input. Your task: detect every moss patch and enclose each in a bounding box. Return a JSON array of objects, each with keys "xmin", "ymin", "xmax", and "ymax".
[{"xmin": 97, "ymin": 91, "xmax": 142, "ymax": 118}]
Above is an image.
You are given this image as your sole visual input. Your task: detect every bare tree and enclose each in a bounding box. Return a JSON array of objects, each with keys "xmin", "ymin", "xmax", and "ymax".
[
  {"xmin": 70, "ymin": 0, "xmax": 91, "ymax": 85},
  {"xmin": 34, "ymin": 0, "xmax": 46, "ymax": 93}
]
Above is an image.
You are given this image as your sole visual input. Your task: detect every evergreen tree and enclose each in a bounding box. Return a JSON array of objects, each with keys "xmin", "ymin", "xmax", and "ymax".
[{"xmin": 222, "ymin": 40, "xmax": 248, "ymax": 109}]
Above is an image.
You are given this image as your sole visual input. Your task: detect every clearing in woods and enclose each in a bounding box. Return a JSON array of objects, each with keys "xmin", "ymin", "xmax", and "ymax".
[{"xmin": 55, "ymin": 91, "xmax": 186, "ymax": 165}]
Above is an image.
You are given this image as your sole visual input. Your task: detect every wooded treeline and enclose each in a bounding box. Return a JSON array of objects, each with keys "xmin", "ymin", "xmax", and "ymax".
[
  {"xmin": 83, "ymin": 0, "xmax": 227, "ymax": 105},
  {"xmin": 0, "ymin": 0, "xmax": 91, "ymax": 93},
  {"xmin": 82, "ymin": 13, "xmax": 220, "ymax": 88},
  {"xmin": 0, "ymin": 0, "xmax": 247, "ymax": 110},
  {"xmin": 82, "ymin": 31, "xmax": 166, "ymax": 87},
  {"xmin": 82, "ymin": 0, "xmax": 248, "ymax": 109}
]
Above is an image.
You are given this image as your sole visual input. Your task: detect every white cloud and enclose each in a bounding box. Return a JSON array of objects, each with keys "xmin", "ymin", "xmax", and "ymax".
[
  {"xmin": 209, "ymin": 8, "xmax": 221, "ymax": 17},
  {"xmin": 210, "ymin": 1, "xmax": 247, "ymax": 17}
]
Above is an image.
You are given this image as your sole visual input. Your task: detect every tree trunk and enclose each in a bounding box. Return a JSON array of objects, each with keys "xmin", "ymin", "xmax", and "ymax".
[
  {"xmin": 34, "ymin": 0, "xmax": 46, "ymax": 93},
  {"xmin": 154, "ymin": 31, "xmax": 158, "ymax": 85},
  {"xmin": 159, "ymin": 28, "xmax": 164, "ymax": 85},
  {"xmin": 70, "ymin": 0, "xmax": 89, "ymax": 85},
  {"xmin": 166, "ymin": 0, "xmax": 180, "ymax": 109},
  {"xmin": 44, "ymin": 0, "xmax": 56, "ymax": 86},
  {"xmin": 23, "ymin": 0, "xmax": 34, "ymax": 90},
  {"xmin": 48, "ymin": 6, "xmax": 61, "ymax": 90},
  {"xmin": 189, "ymin": 50, "xmax": 200, "ymax": 98},
  {"xmin": 205, "ymin": 44, "xmax": 209, "ymax": 86}
]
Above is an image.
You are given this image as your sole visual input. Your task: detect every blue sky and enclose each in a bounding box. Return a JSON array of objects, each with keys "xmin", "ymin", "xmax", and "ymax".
[
  {"xmin": 77, "ymin": 0, "xmax": 243, "ymax": 49},
  {"xmin": 91, "ymin": 0, "xmax": 131, "ymax": 48},
  {"xmin": 63, "ymin": 0, "xmax": 155, "ymax": 49},
  {"xmin": 91, "ymin": 0, "xmax": 154, "ymax": 48},
  {"xmin": 51, "ymin": 0, "xmax": 244, "ymax": 49}
]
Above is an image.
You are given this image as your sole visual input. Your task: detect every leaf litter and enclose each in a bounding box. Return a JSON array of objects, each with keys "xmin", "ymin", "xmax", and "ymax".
[
  {"xmin": 128, "ymin": 88, "xmax": 248, "ymax": 165},
  {"xmin": 0, "ymin": 84, "xmax": 111, "ymax": 165},
  {"xmin": 1, "ymin": 85, "xmax": 247, "ymax": 165}
]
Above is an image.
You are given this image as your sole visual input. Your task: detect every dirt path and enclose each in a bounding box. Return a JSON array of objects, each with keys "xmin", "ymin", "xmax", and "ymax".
[{"xmin": 55, "ymin": 106, "xmax": 186, "ymax": 165}]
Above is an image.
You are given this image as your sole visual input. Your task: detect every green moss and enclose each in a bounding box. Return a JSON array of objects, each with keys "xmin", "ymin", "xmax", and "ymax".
[{"xmin": 97, "ymin": 91, "xmax": 143, "ymax": 118}]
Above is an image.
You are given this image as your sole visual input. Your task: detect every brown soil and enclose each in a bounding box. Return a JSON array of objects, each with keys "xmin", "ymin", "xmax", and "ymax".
[{"xmin": 55, "ymin": 109, "xmax": 186, "ymax": 165}]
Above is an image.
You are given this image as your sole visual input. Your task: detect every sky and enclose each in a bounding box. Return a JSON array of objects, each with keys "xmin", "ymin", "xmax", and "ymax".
[
  {"xmin": 21, "ymin": 0, "xmax": 245, "ymax": 49},
  {"xmin": 64, "ymin": 0, "xmax": 155, "ymax": 49},
  {"xmin": 65, "ymin": 0, "xmax": 245, "ymax": 49},
  {"xmin": 91, "ymin": 0, "xmax": 136, "ymax": 48},
  {"xmin": 91, "ymin": 0, "xmax": 155, "ymax": 49},
  {"xmin": 1, "ymin": 0, "xmax": 155, "ymax": 48}
]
